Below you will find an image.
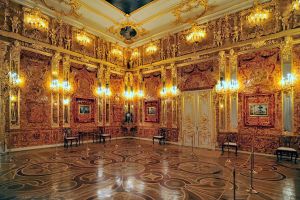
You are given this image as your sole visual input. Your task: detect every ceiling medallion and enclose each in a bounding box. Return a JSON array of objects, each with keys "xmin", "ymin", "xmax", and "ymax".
[
  {"xmin": 108, "ymin": 16, "xmax": 147, "ymax": 44},
  {"xmin": 172, "ymin": 0, "xmax": 208, "ymax": 23},
  {"xmin": 186, "ymin": 24, "xmax": 206, "ymax": 43},
  {"xmin": 23, "ymin": 7, "xmax": 49, "ymax": 32},
  {"xmin": 247, "ymin": 0, "xmax": 270, "ymax": 26}
]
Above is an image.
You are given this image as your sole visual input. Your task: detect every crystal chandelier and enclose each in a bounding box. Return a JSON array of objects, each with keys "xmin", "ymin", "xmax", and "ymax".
[
  {"xmin": 145, "ymin": 41, "xmax": 158, "ymax": 56},
  {"xmin": 111, "ymin": 47, "xmax": 123, "ymax": 60},
  {"xmin": 24, "ymin": 8, "xmax": 49, "ymax": 32},
  {"xmin": 293, "ymin": 0, "xmax": 300, "ymax": 10},
  {"xmin": 247, "ymin": 0, "xmax": 270, "ymax": 25},
  {"xmin": 186, "ymin": 24, "xmax": 206, "ymax": 43},
  {"xmin": 130, "ymin": 48, "xmax": 140, "ymax": 60},
  {"xmin": 76, "ymin": 31, "xmax": 91, "ymax": 46}
]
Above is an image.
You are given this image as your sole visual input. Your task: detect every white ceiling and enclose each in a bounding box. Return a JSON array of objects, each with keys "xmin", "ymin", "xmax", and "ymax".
[{"xmin": 13, "ymin": 0, "xmax": 255, "ymax": 47}]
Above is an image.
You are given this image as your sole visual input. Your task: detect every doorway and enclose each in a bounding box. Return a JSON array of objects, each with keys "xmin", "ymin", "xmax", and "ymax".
[{"xmin": 181, "ymin": 89, "xmax": 216, "ymax": 149}]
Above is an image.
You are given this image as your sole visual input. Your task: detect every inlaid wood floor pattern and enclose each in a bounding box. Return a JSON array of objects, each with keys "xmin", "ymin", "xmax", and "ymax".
[{"xmin": 0, "ymin": 140, "xmax": 299, "ymax": 200}]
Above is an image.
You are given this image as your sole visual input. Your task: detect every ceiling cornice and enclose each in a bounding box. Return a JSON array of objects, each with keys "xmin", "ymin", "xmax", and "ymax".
[
  {"xmin": 12, "ymin": 0, "xmax": 127, "ymax": 46},
  {"xmin": 130, "ymin": 0, "xmax": 254, "ymax": 47},
  {"xmin": 11, "ymin": 0, "xmax": 263, "ymax": 48}
]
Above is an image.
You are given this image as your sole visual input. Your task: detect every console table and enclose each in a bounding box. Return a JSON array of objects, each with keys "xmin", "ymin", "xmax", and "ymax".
[
  {"xmin": 78, "ymin": 131, "xmax": 96, "ymax": 145},
  {"xmin": 121, "ymin": 124, "xmax": 137, "ymax": 137}
]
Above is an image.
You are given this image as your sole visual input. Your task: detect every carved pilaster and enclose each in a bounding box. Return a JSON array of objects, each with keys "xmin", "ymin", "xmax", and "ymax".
[
  {"xmin": 9, "ymin": 41, "xmax": 21, "ymax": 129},
  {"xmin": 62, "ymin": 55, "xmax": 70, "ymax": 127},
  {"xmin": 160, "ymin": 66, "xmax": 167, "ymax": 126},
  {"xmin": 229, "ymin": 49, "xmax": 238, "ymax": 132},
  {"xmin": 97, "ymin": 64, "xmax": 104, "ymax": 126},
  {"xmin": 105, "ymin": 66, "xmax": 111, "ymax": 126},
  {"xmin": 0, "ymin": 40, "xmax": 9, "ymax": 154},
  {"xmin": 51, "ymin": 52, "xmax": 61, "ymax": 128},
  {"xmin": 281, "ymin": 37, "xmax": 294, "ymax": 132}
]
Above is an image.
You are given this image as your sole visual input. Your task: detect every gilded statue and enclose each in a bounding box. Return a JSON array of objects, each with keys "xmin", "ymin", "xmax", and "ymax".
[
  {"xmin": 49, "ymin": 28, "xmax": 57, "ymax": 45},
  {"xmin": 64, "ymin": 36, "xmax": 71, "ymax": 50},
  {"xmin": 11, "ymin": 16, "xmax": 20, "ymax": 33},
  {"xmin": 171, "ymin": 44, "xmax": 177, "ymax": 58},
  {"xmin": 232, "ymin": 25, "xmax": 239, "ymax": 43},
  {"xmin": 214, "ymin": 30, "xmax": 222, "ymax": 47},
  {"xmin": 2, "ymin": 8, "xmax": 10, "ymax": 31},
  {"xmin": 281, "ymin": 11, "xmax": 291, "ymax": 31}
]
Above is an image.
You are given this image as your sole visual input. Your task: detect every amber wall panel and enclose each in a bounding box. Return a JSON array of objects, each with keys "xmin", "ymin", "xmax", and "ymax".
[
  {"xmin": 218, "ymin": 49, "xmax": 283, "ymax": 154},
  {"xmin": 8, "ymin": 51, "xmax": 63, "ymax": 148}
]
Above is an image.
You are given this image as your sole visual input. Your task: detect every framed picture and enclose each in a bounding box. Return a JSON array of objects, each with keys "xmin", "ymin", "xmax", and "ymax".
[
  {"xmin": 147, "ymin": 106, "xmax": 157, "ymax": 115},
  {"xmin": 74, "ymin": 98, "xmax": 95, "ymax": 123},
  {"xmin": 244, "ymin": 94, "xmax": 275, "ymax": 127},
  {"xmin": 79, "ymin": 105, "xmax": 90, "ymax": 114},
  {"xmin": 145, "ymin": 101, "xmax": 160, "ymax": 123},
  {"xmin": 249, "ymin": 104, "xmax": 268, "ymax": 116}
]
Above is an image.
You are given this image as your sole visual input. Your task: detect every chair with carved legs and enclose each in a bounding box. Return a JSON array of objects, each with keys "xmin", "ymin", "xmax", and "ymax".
[
  {"xmin": 276, "ymin": 136, "xmax": 298, "ymax": 163},
  {"xmin": 221, "ymin": 133, "xmax": 238, "ymax": 156},
  {"xmin": 63, "ymin": 128, "xmax": 78, "ymax": 148}
]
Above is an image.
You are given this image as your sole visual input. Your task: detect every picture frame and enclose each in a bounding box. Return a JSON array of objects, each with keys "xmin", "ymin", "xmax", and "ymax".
[
  {"xmin": 249, "ymin": 104, "xmax": 268, "ymax": 117},
  {"xmin": 79, "ymin": 105, "xmax": 90, "ymax": 114},
  {"xmin": 147, "ymin": 106, "xmax": 157, "ymax": 115},
  {"xmin": 144, "ymin": 101, "xmax": 160, "ymax": 123},
  {"xmin": 74, "ymin": 98, "xmax": 95, "ymax": 123},
  {"xmin": 244, "ymin": 94, "xmax": 275, "ymax": 127}
]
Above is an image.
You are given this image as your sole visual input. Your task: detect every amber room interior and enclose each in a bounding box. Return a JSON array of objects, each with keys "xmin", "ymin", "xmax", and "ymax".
[{"xmin": 0, "ymin": 0, "xmax": 300, "ymax": 199}]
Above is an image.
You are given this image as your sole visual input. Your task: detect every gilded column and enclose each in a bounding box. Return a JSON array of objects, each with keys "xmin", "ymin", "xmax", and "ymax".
[
  {"xmin": 171, "ymin": 63, "xmax": 178, "ymax": 128},
  {"xmin": 62, "ymin": 55, "xmax": 71, "ymax": 127},
  {"xmin": 9, "ymin": 41, "xmax": 21, "ymax": 129},
  {"xmin": 160, "ymin": 66, "xmax": 167, "ymax": 127},
  {"xmin": 229, "ymin": 49, "xmax": 238, "ymax": 132},
  {"xmin": 105, "ymin": 66, "xmax": 111, "ymax": 126},
  {"xmin": 218, "ymin": 51, "xmax": 227, "ymax": 132},
  {"xmin": 97, "ymin": 64, "xmax": 105, "ymax": 126},
  {"xmin": 0, "ymin": 41, "xmax": 9, "ymax": 154},
  {"xmin": 50, "ymin": 52, "xmax": 61, "ymax": 128},
  {"xmin": 137, "ymin": 71, "xmax": 144, "ymax": 126}
]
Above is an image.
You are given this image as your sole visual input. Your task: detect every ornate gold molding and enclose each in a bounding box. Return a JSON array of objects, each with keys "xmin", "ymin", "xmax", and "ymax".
[
  {"xmin": 38, "ymin": 0, "xmax": 81, "ymax": 18},
  {"xmin": 172, "ymin": 0, "xmax": 208, "ymax": 24}
]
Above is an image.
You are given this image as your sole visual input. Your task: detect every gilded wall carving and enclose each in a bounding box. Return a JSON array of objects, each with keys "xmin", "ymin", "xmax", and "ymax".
[{"xmin": 178, "ymin": 60, "xmax": 218, "ymax": 91}]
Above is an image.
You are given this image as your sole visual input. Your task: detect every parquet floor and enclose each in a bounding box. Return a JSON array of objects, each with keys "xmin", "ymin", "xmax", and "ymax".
[{"xmin": 0, "ymin": 139, "xmax": 299, "ymax": 200}]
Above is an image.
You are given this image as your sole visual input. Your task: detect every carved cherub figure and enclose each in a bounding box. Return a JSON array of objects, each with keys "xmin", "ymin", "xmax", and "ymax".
[
  {"xmin": 171, "ymin": 44, "xmax": 177, "ymax": 58},
  {"xmin": 215, "ymin": 30, "xmax": 223, "ymax": 47},
  {"xmin": 232, "ymin": 25, "xmax": 239, "ymax": 43},
  {"xmin": 11, "ymin": 16, "xmax": 20, "ymax": 33},
  {"xmin": 281, "ymin": 11, "xmax": 291, "ymax": 31},
  {"xmin": 64, "ymin": 36, "xmax": 71, "ymax": 50}
]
